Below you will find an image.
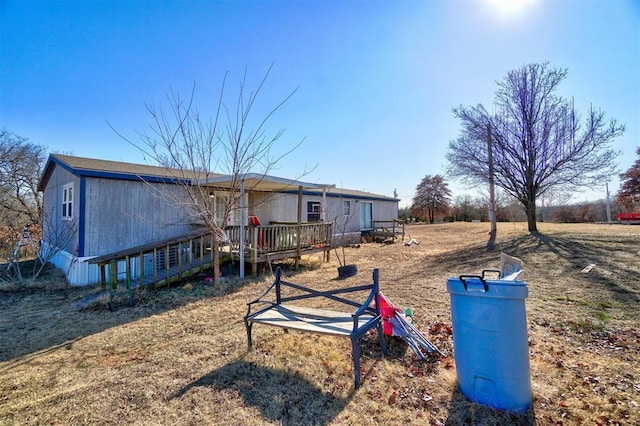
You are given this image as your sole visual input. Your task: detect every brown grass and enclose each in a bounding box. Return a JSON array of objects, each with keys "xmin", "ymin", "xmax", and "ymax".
[{"xmin": 1, "ymin": 222, "xmax": 639, "ymax": 425}]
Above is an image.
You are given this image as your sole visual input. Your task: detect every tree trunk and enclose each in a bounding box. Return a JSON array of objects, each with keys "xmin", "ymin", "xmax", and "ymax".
[
  {"xmin": 487, "ymin": 124, "xmax": 497, "ymax": 250},
  {"xmin": 213, "ymin": 236, "xmax": 220, "ymax": 289},
  {"xmin": 525, "ymin": 198, "xmax": 538, "ymax": 233}
]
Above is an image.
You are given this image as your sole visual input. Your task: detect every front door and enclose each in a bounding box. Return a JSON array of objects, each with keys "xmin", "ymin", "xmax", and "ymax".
[
  {"xmin": 360, "ymin": 202, "xmax": 373, "ymax": 231},
  {"xmin": 211, "ymin": 193, "xmax": 238, "ymax": 227}
]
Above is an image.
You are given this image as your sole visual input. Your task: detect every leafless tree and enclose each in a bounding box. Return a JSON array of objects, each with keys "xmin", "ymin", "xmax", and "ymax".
[
  {"xmin": 112, "ymin": 65, "xmax": 304, "ymax": 286},
  {"xmin": 0, "ymin": 129, "xmax": 46, "ymax": 233},
  {"xmin": 6, "ymin": 210, "xmax": 78, "ymax": 284},
  {"xmin": 411, "ymin": 175, "xmax": 451, "ymax": 223},
  {"xmin": 447, "ymin": 63, "xmax": 624, "ymax": 232}
]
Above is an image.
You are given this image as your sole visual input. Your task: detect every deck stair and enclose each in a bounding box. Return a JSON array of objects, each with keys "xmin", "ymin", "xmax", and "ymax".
[
  {"xmin": 363, "ymin": 220, "xmax": 405, "ymax": 243},
  {"xmin": 87, "ymin": 222, "xmax": 333, "ymax": 307},
  {"xmin": 88, "ymin": 228, "xmax": 216, "ymax": 306}
]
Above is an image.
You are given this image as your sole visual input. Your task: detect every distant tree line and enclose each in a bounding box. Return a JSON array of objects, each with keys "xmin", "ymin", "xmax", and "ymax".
[
  {"xmin": 404, "ymin": 169, "xmax": 626, "ymax": 224},
  {"xmin": 402, "ymin": 194, "xmax": 621, "ymax": 225}
]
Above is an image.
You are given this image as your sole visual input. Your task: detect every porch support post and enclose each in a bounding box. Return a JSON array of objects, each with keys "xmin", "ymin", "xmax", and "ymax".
[
  {"xmin": 296, "ymin": 185, "xmax": 302, "ymax": 269},
  {"xmin": 321, "ymin": 188, "xmax": 327, "ymax": 222},
  {"xmin": 239, "ymin": 179, "xmax": 246, "ymax": 278}
]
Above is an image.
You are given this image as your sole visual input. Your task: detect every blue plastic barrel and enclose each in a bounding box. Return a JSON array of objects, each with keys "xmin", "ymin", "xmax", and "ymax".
[{"xmin": 447, "ymin": 274, "xmax": 532, "ymax": 412}]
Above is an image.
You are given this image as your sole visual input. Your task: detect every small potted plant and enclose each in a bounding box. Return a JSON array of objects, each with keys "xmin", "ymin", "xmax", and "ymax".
[{"xmin": 332, "ymin": 197, "xmax": 358, "ymax": 279}]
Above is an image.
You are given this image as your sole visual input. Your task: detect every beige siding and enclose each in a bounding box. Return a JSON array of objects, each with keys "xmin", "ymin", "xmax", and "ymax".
[
  {"xmin": 250, "ymin": 192, "xmax": 301, "ymax": 224},
  {"xmin": 250, "ymin": 191, "xmax": 397, "ymax": 234},
  {"xmin": 324, "ymin": 197, "xmax": 359, "ymax": 234},
  {"xmin": 373, "ymin": 200, "xmax": 399, "ymax": 222},
  {"xmin": 83, "ymin": 179, "xmax": 195, "ymax": 256}
]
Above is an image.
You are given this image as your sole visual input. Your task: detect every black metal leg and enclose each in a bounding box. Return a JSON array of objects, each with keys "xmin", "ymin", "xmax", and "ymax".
[
  {"xmin": 245, "ymin": 320, "xmax": 253, "ymax": 349},
  {"xmin": 352, "ymin": 337, "xmax": 361, "ymax": 388},
  {"xmin": 377, "ymin": 321, "xmax": 388, "ymax": 355}
]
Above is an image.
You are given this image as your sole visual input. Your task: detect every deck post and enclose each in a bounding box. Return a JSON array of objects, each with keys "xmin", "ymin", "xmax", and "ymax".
[
  {"xmin": 99, "ymin": 263, "xmax": 107, "ymax": 290},
  {"xmin": 199, "ymin": 236, "xmax": 204, "ymax": 272},
  {"xmin": 296, "ymin": 186, "xmax": 302, "ymax": 269},
  {"xmin": 139, "ymin": 252, "xmax": 144, "ymax": 288},
  {"xmin": 153, "ymin": 248, "xmax": 157, "ymax": 289},
  {"xmin": 325, "ymin": 223, "xmax": 332, "ymax": 262},
  {"xmin": 165, "ymin": 245, "xmax": 170, "ymax": 287},
  {"xmin": 321, "ymin": 188, "xmax": 327, "ymax": 222},
  {"xmin": 252, "ymin": 226, "xmax": 258, "ymax": 277},
  {"xmin": 109, "ymin": 260, "xmax": 117, "ymax": 290},
  {"xmin": 178, "ymin": 243, "xmax": 183, "ymax": 281},
  {"xmin": 125, "ymin": 255, "xmax": 131, "ymax": 290}
]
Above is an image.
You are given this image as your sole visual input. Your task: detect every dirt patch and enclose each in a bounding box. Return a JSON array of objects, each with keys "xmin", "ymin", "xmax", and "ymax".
[{"xmin": 1, "ymin": 222, "xmax": 639, "ymax": 425}]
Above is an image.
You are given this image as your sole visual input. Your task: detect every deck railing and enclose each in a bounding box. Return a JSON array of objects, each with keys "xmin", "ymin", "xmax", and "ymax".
[
  {"xmin": 89, "ymin": 228, "xmax": 216, "ymax": 293},
  {"xmin": 89, "ymin": 222, "xmax": 334, "ymax": 297},
  {"xmin": 367, "ymin": 220, "xmax": 405, "ymax": 242},
  {"xmin": 225, "ymin": 222, "xmax": 333, "ymax": 254}
]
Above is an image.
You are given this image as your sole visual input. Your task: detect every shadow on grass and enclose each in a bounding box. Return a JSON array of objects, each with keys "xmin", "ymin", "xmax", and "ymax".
[
  {"xmin": 505, "ymin": 232, "xmax": 639, "ymax": 305},
  {"xmin": 173, "ymin": 359, "xmax": 351, "ymax": 426},
  {"xmin": 414, "ymin": 231, "xmax": 639, "ymax": 307},
  {"xmin": 446, "ymin": 387, "xmax": 536, "ymax": 426},
  {"xmin": 0, "ymin": 263, "xmax": 273, "ymax": 363},
  {"xmin": 0, "ymin": 258, "xmax": 328, "ymax": 365}
]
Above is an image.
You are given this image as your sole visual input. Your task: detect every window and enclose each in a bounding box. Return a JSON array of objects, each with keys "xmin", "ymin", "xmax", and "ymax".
[
  {"xmin": 62, "ymin": 184, "xmax": 73, "ymax": 220},
  {"xmin": 214, "ymin": 195, "xmax": 228, "ymax": 224},
  {"xmin": 343, "ymin": 200, "xmax": 351, "ymax": 216},
  {"xmin": 209, "ymin": 192, "xmax": 237, "ymax": 226},
  {"xmin": 307, "ymin": 201, "xmax": 321, "ymax": 222},
  {"xmin": 360, "ymin": 201, "xmax": 373, "ymax": 230}
]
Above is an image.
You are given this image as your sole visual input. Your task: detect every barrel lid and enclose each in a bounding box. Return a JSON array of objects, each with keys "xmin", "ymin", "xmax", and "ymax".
[{"xmin": 447, "ymin": 276, "xmax": 528, "ymax": 299}]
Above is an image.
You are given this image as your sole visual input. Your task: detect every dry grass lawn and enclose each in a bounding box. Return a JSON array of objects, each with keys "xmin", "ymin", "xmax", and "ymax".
[{"xmin": 1, "ymin": 222, "xmax": 639, "ymax": 425}]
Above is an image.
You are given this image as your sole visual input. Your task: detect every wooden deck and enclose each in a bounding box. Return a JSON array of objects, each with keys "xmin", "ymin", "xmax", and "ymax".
[
  {"xmin": 226, "ymin": 222, "xmax": 333, "ymax": 276},
  {"xmin": 362, "ymin": 220, "xmax": 405, "ymax": 243},
  {"xmin": 88, "ymin": 228, "xmax": 216, "ymax": 292},
  {"xmin": 88, "ymin": 223, "xmax": 333, "ymax": 300}
]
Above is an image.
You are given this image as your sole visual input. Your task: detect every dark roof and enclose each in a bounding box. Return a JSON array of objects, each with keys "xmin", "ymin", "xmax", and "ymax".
[
  {"xmin": 37, "ymin": 154, "xmax": 399, "ymax": 202},
  {"xmin": 37, "ymin": 154, "xmax": 222, "ymax": 191},
  {"xmin": 301, "ymin": 187, "xmax": 399, "ymax": 202},
  {"xmin": 331, "ymin": 187, "xmax": 397, "ymax": 201}
]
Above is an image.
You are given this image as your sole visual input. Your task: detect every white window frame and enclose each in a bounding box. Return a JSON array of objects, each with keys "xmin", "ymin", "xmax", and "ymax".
[
  {"xmin": 62, "ymin": 183, "xmax": 73, "ymax": 220},
  {"xmin": 343, "ymin": 200, "xmax": 351, "ymax": 216},
  {"xmin": 209, "ymin": 191, "xmax": 237, "ymax": 226},
  {"xmin": 307, "ymin": 201, "xmax": 322, "ymax": 222}
]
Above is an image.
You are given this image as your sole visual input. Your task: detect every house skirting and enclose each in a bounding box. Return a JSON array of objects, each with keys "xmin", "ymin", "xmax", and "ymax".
[
  {"xmin": 332, "ymin": 231, "xmax": 362, "ymax": 246},
  {"xmin": 45, "ymin": 243, "xmax": 148, "ymax": 286},
  {"xmin": 44, "ymin": 246, "xmax": 100, "ymax": 286}
]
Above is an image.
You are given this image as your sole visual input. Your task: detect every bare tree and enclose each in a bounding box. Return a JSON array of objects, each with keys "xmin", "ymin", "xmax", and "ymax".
[
  {"xmin": 113, "ymin": 65, "xmax": 303, "ymax": 285},
  {"xmin": 617, "ymin": 147, "xmax": 640, "ymax": 212},
  {"xmin": 0, "ymin": 129, "xmax": 46, "ymax": 232},
  {"xmin": 447, "ymin": 63, "xmax": 624, "ymax": 232},
  {"xmin": 5, "ymin": 210, "xmax": 78, "ymax": 284},
  {"xmin": 411, "ymin": 175, "xmax": 451, "ymax": 223},
  {"xmin": 449, "ymin": 194, "xmax": 482, "ymax": 222}
]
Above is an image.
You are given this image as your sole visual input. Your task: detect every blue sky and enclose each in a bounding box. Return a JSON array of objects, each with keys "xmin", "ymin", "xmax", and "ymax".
[{"xmin": 1, "ymin": 0, "xmax": 639, "ymax": 208}]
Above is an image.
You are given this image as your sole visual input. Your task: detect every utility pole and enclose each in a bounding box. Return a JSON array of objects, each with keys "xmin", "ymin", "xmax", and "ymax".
[
  {"xmin": 606, "ymin": 182, "xmax": 612, "ymax": 223},
  {"xmin": 487, "ymin": 123, "xmax": 497, "ymax": 250}
]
